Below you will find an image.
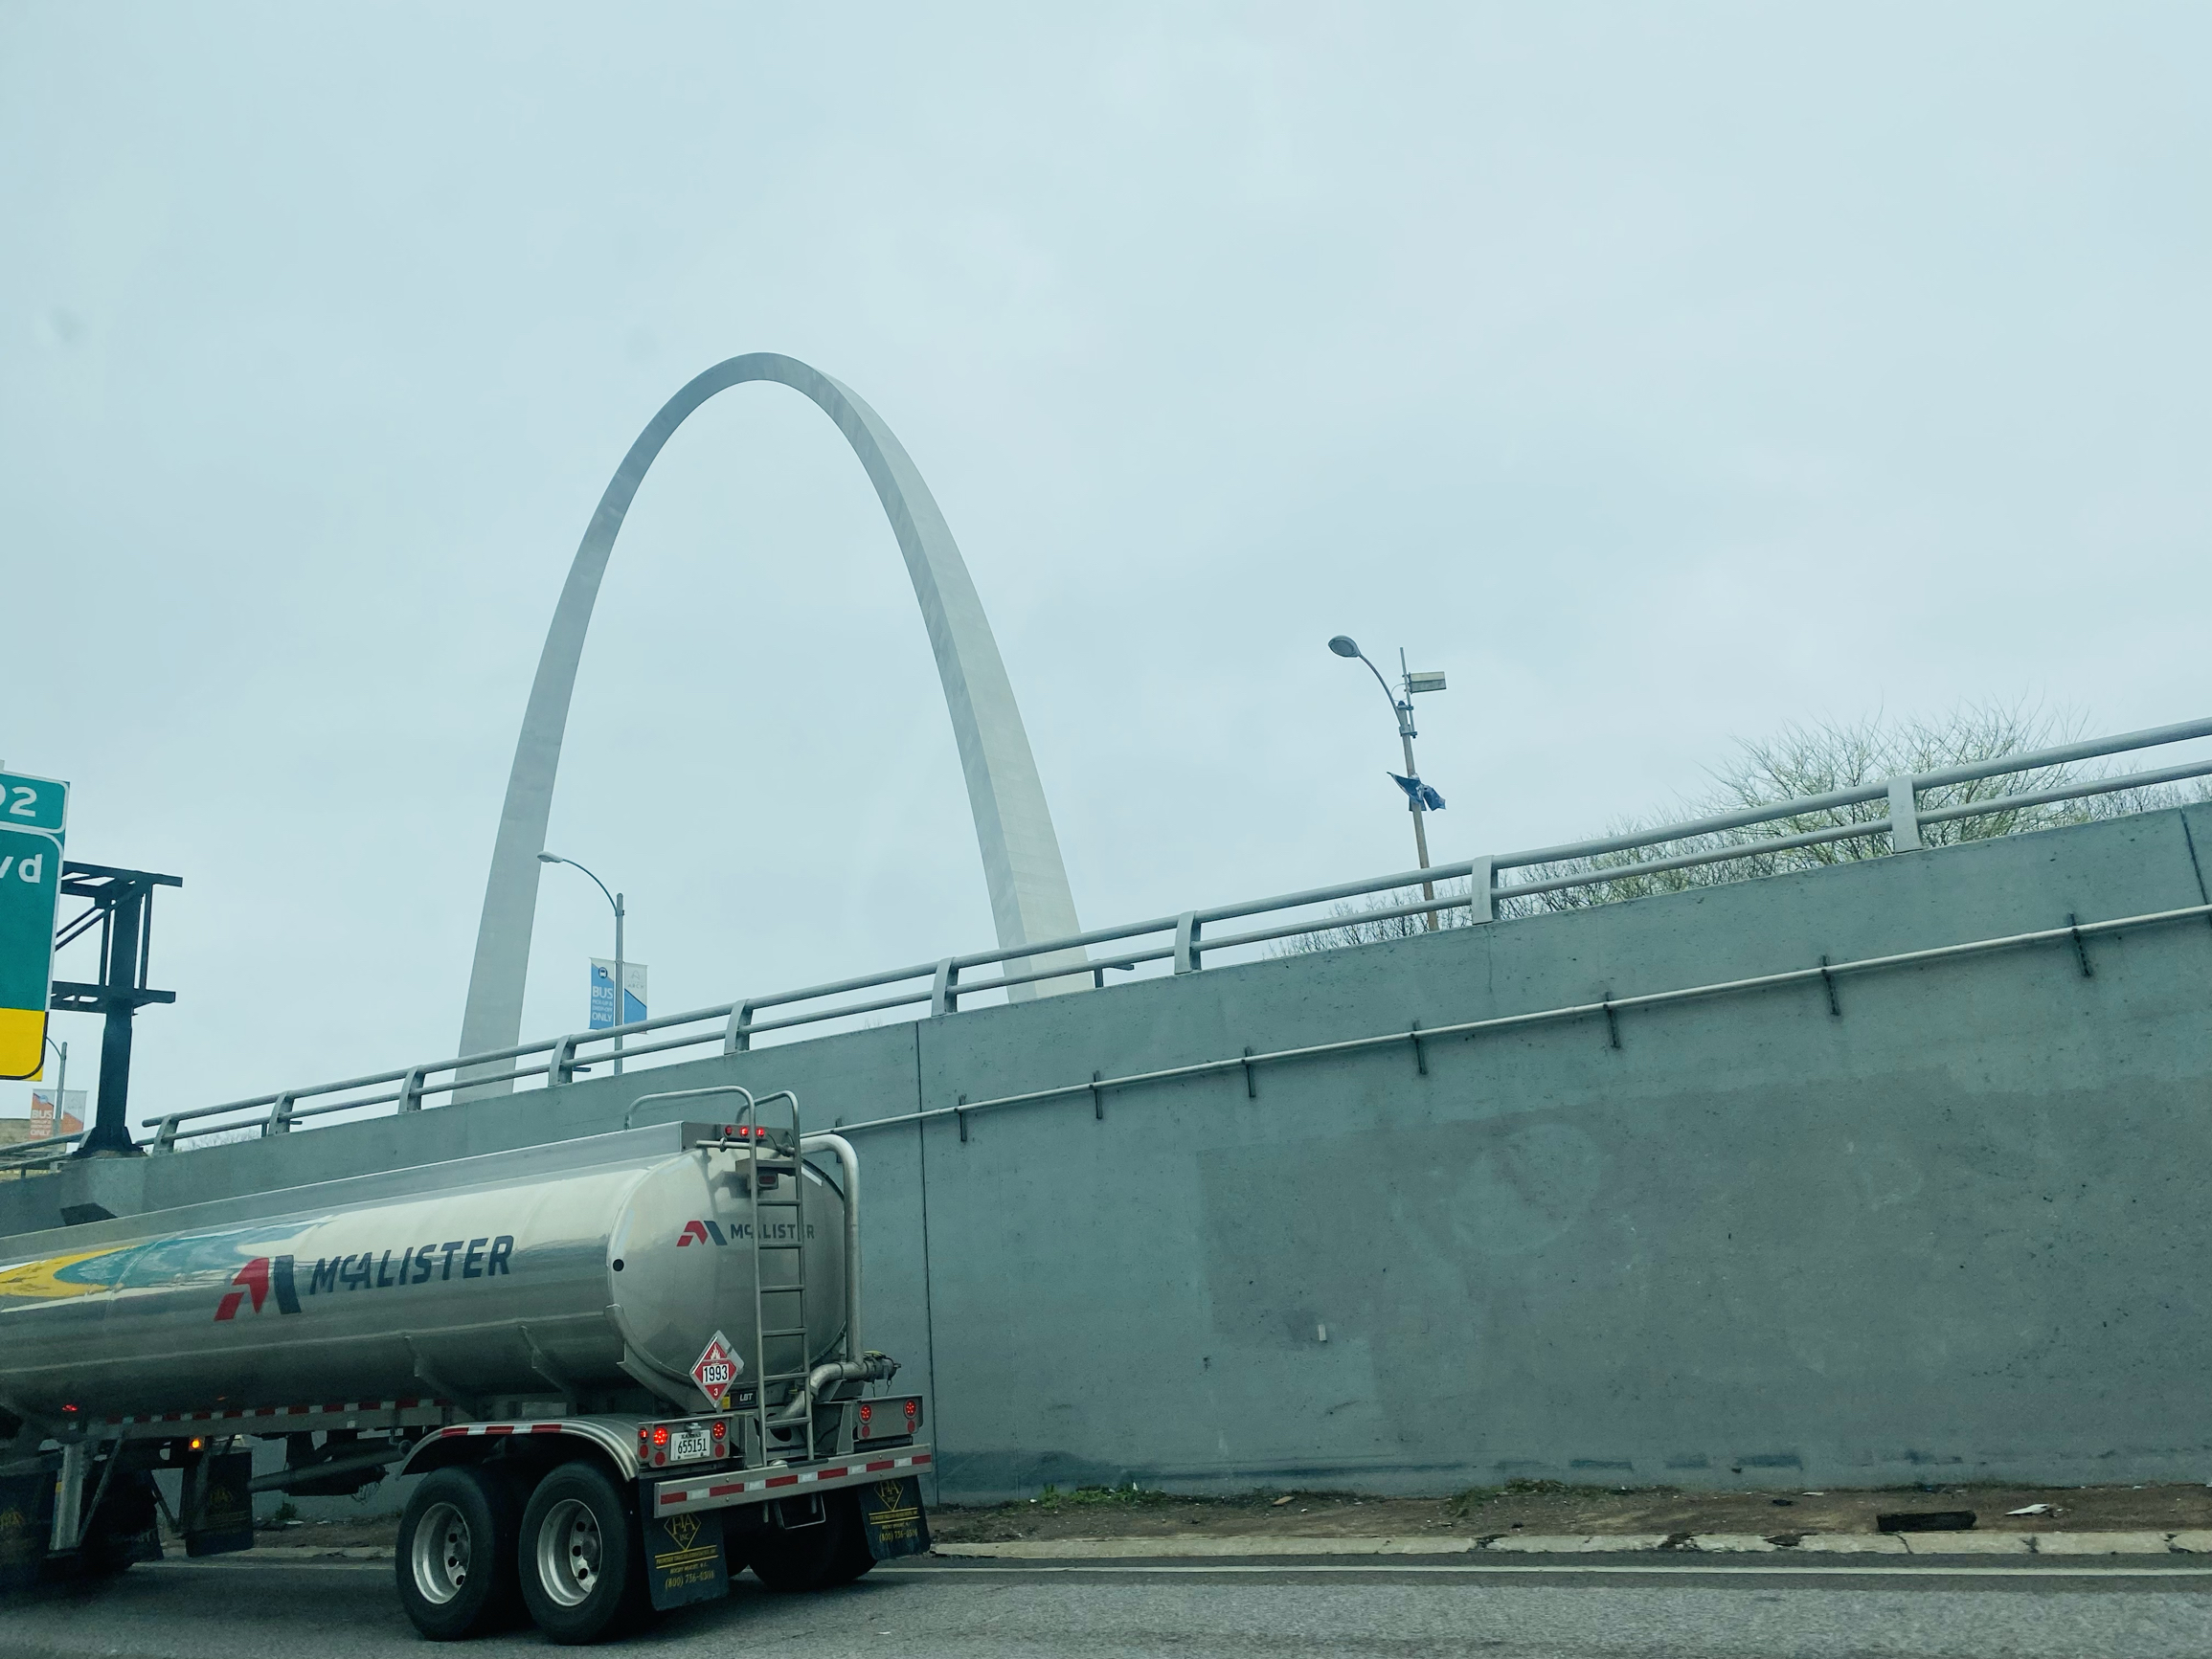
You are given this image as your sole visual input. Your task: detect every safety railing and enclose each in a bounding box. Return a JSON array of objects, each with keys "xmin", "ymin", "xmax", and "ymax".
[
  {"xmin": 135, "ymin": 714, "xmax": 2212, "ymax": 1153},
  {"xmin": 0, "ymin": 1128, "xmax": 86, "ymax": 1173}
]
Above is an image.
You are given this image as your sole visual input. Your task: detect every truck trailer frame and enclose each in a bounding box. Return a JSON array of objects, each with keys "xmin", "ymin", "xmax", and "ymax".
[{"xmin": 0, "ymin": 1091, "xmax": 933, "ymax": 1643}]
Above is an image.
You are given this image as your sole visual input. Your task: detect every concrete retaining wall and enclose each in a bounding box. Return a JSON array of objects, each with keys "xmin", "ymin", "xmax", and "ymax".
[{"xmin": 9, "ymin": 807, "xmax": 2209, "ymax": 1507}]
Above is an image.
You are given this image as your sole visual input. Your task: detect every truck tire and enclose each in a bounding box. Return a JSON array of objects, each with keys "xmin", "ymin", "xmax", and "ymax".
[
  {"xmin": 517, "ymin": 1462, "xmax": 647, "ymax": 1644},
  {"xmin": 396, "ymin": 1466, "xmax": 524, "ymax": 1641},
  {"xmin": 823, "ymin": 1491, "xmax": 878, "ymax": 1585},
  {"xmin": 744, "ymin": 1501, "xmax": 846, "ymax": 1593},
  {"xmin": 80, "ymin": 1470, "xmax": 161, "ymax": 1578}
]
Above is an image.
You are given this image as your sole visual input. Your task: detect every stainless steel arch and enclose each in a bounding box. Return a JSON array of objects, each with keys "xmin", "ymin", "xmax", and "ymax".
[{"xmin": 457, "ymin": 354, "xmax": 1086, "ymax": 1088}]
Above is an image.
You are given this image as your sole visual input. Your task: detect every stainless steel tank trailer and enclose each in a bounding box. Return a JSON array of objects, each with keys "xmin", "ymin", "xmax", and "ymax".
[{"xmin": 0, "ymin": 1090, "xmax": 931, "ymax": 1643}]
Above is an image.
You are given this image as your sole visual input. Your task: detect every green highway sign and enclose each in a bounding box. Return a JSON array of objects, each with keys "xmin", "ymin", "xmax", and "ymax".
[{"xmin": 0, "ymin": 771, "xmax": 68, "ymax": 1081}]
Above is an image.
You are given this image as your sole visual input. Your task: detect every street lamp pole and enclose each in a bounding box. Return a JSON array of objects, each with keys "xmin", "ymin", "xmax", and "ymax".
[
  {"xmin": 538, "ymin": 853, "xmax": 627, "ymax": 1077},
  {"xmin": 1329, "ymin": 635, "xmax": 1440, "ymax": 930},
  {"xmin": 43, "ymin": 1036, "xmax": 69, "ymax": 1142}
]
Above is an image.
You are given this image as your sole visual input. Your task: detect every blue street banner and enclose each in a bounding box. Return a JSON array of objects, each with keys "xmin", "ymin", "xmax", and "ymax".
[
  {"xmin": 1387, "ymin": 772, "xmax": 1447, "ymax": 812},
  {"xmin": 29, "ymin": 1089, "xmax": 85, "ymax": 1139},
  {"xmin": 590, "ymin": 959, "xmax": 648, "ymax": 1030}
]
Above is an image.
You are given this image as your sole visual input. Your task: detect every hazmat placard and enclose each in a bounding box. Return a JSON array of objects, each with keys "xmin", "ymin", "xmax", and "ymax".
[{"xmin": 690, "ymin": 1331, "xmax": 742, "ymax": 1407}]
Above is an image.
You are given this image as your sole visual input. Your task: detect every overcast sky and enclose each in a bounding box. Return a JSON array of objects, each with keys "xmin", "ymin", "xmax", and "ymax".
[{"xmin": 3, "ymin": 3, "xmax": 2205, "ymax": 1125}]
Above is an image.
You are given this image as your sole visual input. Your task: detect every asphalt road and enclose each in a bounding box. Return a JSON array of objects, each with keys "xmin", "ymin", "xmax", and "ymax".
[{"xmin": 2, "ymin": 1556, "xmax": 2206, "ymax": 1659}]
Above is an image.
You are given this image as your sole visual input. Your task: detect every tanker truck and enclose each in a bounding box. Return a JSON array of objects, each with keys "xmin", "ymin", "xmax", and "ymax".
[{"xmin": 0, "ymin": 1092, "xmax": 933, "ymax": 1643}]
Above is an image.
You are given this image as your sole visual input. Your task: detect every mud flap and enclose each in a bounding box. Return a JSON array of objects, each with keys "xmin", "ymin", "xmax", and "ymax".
[
  {"xmin": 643, "ymin": 1505, "xmax": 727, "ymax": 1610},
  {"xmin": 0, "ymin": 1472, "xmax": 52, "ymax": 1592},
  {"xmin": 858, "ymin": 1476, "xmax": 930, "ymax": 1560},
  {"xmin": 184, "ymin": 1452, "xmax": 254, "ymax": 1558}
]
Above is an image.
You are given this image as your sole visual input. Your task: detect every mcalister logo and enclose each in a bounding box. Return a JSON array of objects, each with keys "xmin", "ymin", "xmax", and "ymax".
[
  {"xmin": 213, "ymin": 1237, "xmax": 517, "ymax": 1319},
  {"xmin": 214, "ymin": 1256, "xmax": 301, "ymax": 1320},
  {"xmin": 677, "ymin": 1219, "xmax": 807, "ymax": 1246}
]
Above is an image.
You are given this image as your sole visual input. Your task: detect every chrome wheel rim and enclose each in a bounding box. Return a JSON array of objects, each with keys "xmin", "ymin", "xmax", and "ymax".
[
  {"xmin": 410, "ymin": 1501, "xmax": 471, "ymax": 1605},
  {"xmin": 536, "ymin": 1497, "xmax": 601, "ymax": 1607}
]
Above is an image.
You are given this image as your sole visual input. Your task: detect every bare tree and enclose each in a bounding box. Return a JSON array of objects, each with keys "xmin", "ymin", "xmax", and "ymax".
[
  {"xmin": 1272, "ymin": 883, "xmax": 1478, "ymax": 954},
  {"xmin": 1277, "ymin": 701, "xmax": 2206, "ymax": 950}
]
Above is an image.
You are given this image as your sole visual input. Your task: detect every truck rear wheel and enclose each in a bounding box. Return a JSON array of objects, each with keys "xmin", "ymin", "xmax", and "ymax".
[
  {"xmin": 81, "ymin": 1470, "xmax": 161, "ymax": 1579},
  {"xmin": 744, "ymin": 1496, "xmax": 854, "ymax": 1593},
  {"xmin": 824, "ymin": 1491, "xmax": 879, "ymax": 1585},
  {"xmin": 517, "ymin": 1462, "xmax": 647, "ymax": 1644},
  {"xmin": 395, "ymin": 1466, "xmax": 523, "ymax": 1640}
]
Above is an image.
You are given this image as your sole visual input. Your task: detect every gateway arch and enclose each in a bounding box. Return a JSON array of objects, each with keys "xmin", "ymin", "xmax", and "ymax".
[{"xmin": 457, "ymin": 353, "xmax": 1086, "ymax": 1088}]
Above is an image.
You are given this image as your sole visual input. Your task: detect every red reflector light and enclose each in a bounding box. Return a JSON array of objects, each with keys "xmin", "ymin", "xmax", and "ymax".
[
  {"xmin": 652, "ymin": 1425, "xmax": 669, "ymax": 1446},
  {"xmin": 653, "ymin": 1451, "xmax": 665, "ymax": 1466}
]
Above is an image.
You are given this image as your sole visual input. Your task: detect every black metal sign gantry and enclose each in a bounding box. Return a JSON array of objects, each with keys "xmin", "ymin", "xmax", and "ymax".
[{"xmin": 50, "ymin": 862, "xmax": 181, "ymax": 1156}]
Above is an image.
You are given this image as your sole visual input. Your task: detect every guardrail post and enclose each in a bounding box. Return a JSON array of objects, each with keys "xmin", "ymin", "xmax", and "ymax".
[
  {"xmin": 723, "ymin": 1002, "xmax": 756, "ymax": 1055},
  {"xmin": 931, "ymin": 959, "xmax": 959, "ymax": 1016},
  {"xmin": 395, "ymin": 1066, "xmax": 429, "ymax": 1110},
  {"xmin": 561, "ymin": 1040, "xmax": 605, "ymax": 1092},
  {"xmin": 1468, "ymin": 856, "xmax": 1497, "ymax": 922},
  {"xmin": 1174, "ymin": 913, "xmax": 1202, "ymax": 974},
  {"xmin": 262, "ymin": 1093, "xmax": 297, "ymax": 1137},
  {"xmin": 553, "ymin": 1040, "xmax": 588, "ymax": 1092},
  {"xmin": 151, "ymin": 1115, "xmax": 181, "ymax": 1154},
  {"xmin": 1886, "ymin": 777, "xmax": 1923, "ymax": 852}
]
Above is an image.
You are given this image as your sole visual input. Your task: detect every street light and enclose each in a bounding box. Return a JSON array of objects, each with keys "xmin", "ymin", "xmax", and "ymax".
[
  {"xmin": 1327, "ymin": 635, "xmax": 1448, "ymax": 930},
  {"xmin": 539, "ymin": 852, "xmax": 627, "ymax": 1076},
  {"xmin": 41, "ymin": 1036, "xmax": 71, "ymax": 1144}
]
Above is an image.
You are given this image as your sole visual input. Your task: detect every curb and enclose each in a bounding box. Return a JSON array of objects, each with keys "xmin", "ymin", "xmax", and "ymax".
[
  {"xmin": 211, "ymin": 1529, "xmax": 2212, "ymax": 1565},
  {"xmin": 934, "ymin": 1531, "xmax": 2212, "ymax": 1560}
]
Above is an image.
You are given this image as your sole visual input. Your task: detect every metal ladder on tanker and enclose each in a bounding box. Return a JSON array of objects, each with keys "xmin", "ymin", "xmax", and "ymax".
[{"xmin": 740, "ymin": 1089, "xmax": 815, "ymax": 1466}]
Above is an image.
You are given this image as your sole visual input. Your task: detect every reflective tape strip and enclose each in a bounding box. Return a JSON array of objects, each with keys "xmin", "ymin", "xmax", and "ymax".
[
  {"xmin": 655, "ymin": 1448, "xmax": 933, "ymax": 1509},
  {"xmin": 103, "ymin": 1398, "xmax": 438, "ymax": 1427}
]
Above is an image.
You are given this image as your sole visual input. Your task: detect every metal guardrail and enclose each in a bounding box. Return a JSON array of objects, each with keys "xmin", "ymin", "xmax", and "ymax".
[
  {"xmin": 0, "ymin": 1129, "xmax": 84, "ymax": 1173},
  {"xmin": 108, "ymin": 714, "xmax": 2210, "ymax": 1155},
  {"xmin": 835, "ymin": 902, "xmax": 2212, "ymax": 1139}
]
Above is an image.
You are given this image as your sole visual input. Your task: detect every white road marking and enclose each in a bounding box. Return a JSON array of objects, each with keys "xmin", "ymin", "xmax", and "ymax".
[
  {"xmin": 147, "ymin": 1558, "xmax": 2212, "ymax": 1581},
  {"xmin": 883, "ymin": 1562, "xmax": 2212, "ymax": 1580}
]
